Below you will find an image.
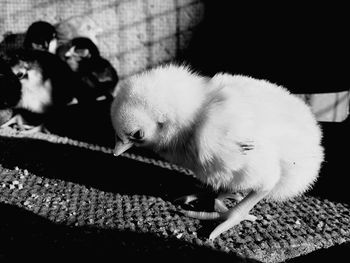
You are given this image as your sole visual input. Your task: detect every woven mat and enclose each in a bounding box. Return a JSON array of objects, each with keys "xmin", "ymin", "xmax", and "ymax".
[{"xmin": 0, "ymin": 127, "xmax": 349, "ymax": 262}]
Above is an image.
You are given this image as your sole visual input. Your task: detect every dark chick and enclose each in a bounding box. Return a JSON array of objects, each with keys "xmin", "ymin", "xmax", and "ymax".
[
  {"xmin": 1, "ymin": 49, "xmax": 81, "ymax": 131},
  {"xmin": 61, "ymin": 37, "xmax": 118, "ymax": 102},
  {"xmin": 23, "ymin": 21, "xmax": 58, "ymax": 54}
]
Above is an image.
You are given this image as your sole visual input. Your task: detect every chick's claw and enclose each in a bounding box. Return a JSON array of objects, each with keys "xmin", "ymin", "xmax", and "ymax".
[
  {"xmin": 174, "ymin": 194, "xmax": 200, "ymax": 206},
  {"xmin": 174, "ymin": 192, "xmax": 218, "ymax": 209},
  {"xmin": 221, "ymin": 192, "xmax": 244, "ymax": 202},
  {"xmin": 214, "ymin": 198, "xmax": 229, "ymax": 213}
]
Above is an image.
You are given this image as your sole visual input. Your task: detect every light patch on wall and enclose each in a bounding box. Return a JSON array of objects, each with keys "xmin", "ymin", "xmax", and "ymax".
[{"xmin": 297, "ymin": 91, "xmax": 349, "ymax": 122}]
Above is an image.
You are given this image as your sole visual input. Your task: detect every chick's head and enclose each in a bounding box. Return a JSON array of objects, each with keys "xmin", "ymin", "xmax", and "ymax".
[
  {"xmin": 111, "ymin": 64, "xmax": 207, "ymax": 156},
  {"xmin": 111, "ymin": 104, "xmax": 165, "ymax": 155},
  {"xmin": 110, "ymin": 76, "xmax": 168, "ymax": 156}
]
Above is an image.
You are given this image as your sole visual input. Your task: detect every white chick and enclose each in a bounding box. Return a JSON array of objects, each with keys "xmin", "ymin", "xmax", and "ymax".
[{"xmin": 110, "ymin": 64, "xmax": 324, "ymax": 240}]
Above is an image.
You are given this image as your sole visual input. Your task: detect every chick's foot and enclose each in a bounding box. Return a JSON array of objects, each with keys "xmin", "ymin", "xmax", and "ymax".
[
  {"xmin": 209, "ymin": 190, "xmax": 269, "ymax": 240},
  {"xmin": 181, "ymin": 190, "xmax": 269, "ymax": 240}
]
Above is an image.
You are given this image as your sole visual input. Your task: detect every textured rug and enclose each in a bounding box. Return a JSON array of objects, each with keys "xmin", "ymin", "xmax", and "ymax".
[{"xmin": 0, "ymin": 126, "xmax": 349, "ymax": 262}]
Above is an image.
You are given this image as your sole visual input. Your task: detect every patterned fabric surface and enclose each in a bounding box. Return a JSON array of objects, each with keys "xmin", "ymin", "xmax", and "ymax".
[{"xmin": 0, "ymin": 127, "xmax": 349, "ymax": 262}]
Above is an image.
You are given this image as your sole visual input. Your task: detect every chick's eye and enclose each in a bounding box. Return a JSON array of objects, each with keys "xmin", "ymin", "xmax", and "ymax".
[
  {"xmin": 15, "ymin": 71, "xmax": 27, "ymax": 80},
  {"xmin": 129, "ymin": 129, "xmax": 144, "ymax": 141}
]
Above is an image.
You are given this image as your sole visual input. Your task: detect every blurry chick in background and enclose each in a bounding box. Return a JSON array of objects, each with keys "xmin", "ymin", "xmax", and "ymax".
[
  {"xmin": 111, "ymin": 64, "xmax": 324, "ymax": 240},
  {"xmin": 23, "ymin": 21, "xmax": 58, "ymax": 54},
  {"xmin": 60, "ymin": 37, "xmax": 118, "ymax": 102},
  {"xmin": 0, "ymin": 49, "xmax": 81, "ymax": 132},
  {"xmin": 0, "ymin": 59, "xmax": 21, "ymax": 126}
]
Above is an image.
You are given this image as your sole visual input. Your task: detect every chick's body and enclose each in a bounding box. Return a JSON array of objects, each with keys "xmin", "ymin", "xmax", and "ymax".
[
  {"xmin": 190, "ymin": 74, "xmax": 323, "ymax": 200},
  {"xmin": 111, "ymin": 65, "xmax": 324, "ymax": 240}
]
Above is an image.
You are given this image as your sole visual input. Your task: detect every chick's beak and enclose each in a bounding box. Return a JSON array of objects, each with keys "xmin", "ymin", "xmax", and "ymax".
[{"xmin": 113, "ymin": 141, "xmax": 134, "ymax": 156}]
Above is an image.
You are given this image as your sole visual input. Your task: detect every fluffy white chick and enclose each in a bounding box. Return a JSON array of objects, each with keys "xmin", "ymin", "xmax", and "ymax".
[{"xmin": 110, "ymin": 64, "xmax": 324, "ymax": 240}]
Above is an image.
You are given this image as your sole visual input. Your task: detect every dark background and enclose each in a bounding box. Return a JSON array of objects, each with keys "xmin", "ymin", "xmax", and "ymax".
[{"xmin": 181, "ymin": 1, "xmax": 348, "ymax": 94}]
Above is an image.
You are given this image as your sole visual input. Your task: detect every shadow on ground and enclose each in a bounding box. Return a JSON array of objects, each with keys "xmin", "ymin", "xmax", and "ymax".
[{"xmin": 0, "ymin": 203, "xmax": 259, "ymax": 262}]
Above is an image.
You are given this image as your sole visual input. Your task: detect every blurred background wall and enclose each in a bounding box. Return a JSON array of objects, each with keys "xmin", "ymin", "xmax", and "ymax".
[{"xmin": 0, "ymin": 0, "xmax": 205, "ymax": 79}]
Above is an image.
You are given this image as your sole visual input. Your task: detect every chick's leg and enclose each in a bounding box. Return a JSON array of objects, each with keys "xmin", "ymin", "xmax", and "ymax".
[{"xmin": 209, "ymin": 189, "xmax": 269, "ymax": 240}]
